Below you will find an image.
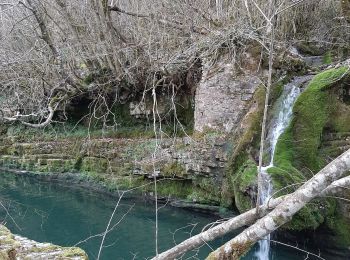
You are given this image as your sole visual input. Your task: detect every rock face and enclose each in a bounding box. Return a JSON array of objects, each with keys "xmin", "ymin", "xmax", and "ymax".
[
  {"xmin": 0, "ymin": 134, "xmax": 230, "ymax": 206},
  {"xmin": 0, "ymin": 225, "xmax": 87, "ymax": 259},
  {"xmin": 194, "ymin": 57, "xmax": 260, "ymax": 133}
]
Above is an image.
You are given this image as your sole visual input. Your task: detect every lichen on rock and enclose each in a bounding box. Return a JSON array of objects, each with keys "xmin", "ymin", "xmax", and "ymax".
[{"xmin": 0, "ymin": 225, "xmax": 88, "ymax": 259}]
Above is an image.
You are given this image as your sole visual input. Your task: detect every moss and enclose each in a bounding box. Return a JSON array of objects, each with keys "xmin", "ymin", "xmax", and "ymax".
[
  {"xmin": 81, "ymin": 171, "xmax": 107, "ymax": 183},
  {"xmin": 267, "ymin": 165, "xmax": 306, "ymax": 196},
  {"xmin": 0, "ymin": 225, "xmax": 87, "ymax": 259},
  {"xmin": 74, "ymin": 156, "xmax": 83, "ymax": 171},
  {"xmin": 189, "ymin": 177, "xmax": 222, "ymax": 205},
  {"xmin": 225, "ymin": 85, "xmax": 267, "ymax": 211},
  {"xmin": 328, "ymin": 96, "xmax": 350, "ymax": 133},
  {"xmin": 162, "ymin": 162, "xmax": 186, "ymax": 177},
  {"xmin": 153, "ymin": 180, "xmax": 192, "ymax": 199},
  {"xmin": 267, "ymin": 164, "xmax": 336, "ymax": 231},
  {"xmin": 227, "ymin": 85, "xmax": 265, "ymax": 180},
  {"xmin": 0, "ymin": 226, "xmax": 15, "ymax": 245},
  {"xmin": 193, "ymin": 177, "xmax": 220, "ymax": 195},
  {"xmin": 268, "ymin": 67, "xmax": 350, "ymax": 231},
  {"xmin": 187, "ymin": 188, "xmax": 221, "ymax": 205},
  {"xmin": 207, "ymin": 240, "xmax": 254, "ymax": 260},
  {"xmin": 61, "ymin": 247, "xmax": 88, "ymax": 258},
  {"xmin": 44, "ymin": 159, "xmax": 68, "ymax": 173},
  {"xmin": 220, "ymin": 181, "xmax": 234, "ymax": 208},
  {"xmin": 108, "ymin": 176, "xmax": 145, "ymax": 191},
  {"xmin": 81, "ymin": 157, "xmax": 108, "ymax": 173},
  {"xmin": 284, "ymin": 199, "xmax": 335, "ymax": 231},
  {"xmin": 231, "ymin": 159, "xmax": 257, "ymax": 212},
  {"xmin": 29, "ymin": 245, "xmax": 61, "ymax": 253},
  {"xmin": 323, "ymin": 51, "xmax": 333, "ymax": 64},
  {"xmin": 274, "ymin": 67, "xmax": 349, "ymax": 172},
  {"xmin": 326, "ymin": 212, "xmax": 350, "ymax": 247}
]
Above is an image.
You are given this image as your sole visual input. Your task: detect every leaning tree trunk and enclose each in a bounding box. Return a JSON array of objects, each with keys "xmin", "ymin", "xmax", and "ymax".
[
  {"xmin": 207, "ymin": 148, "xmax": 350, "ymax": 259},
  {"xmin": 152, "ymin": 175, "xmax": 350, "ymax": 260}
]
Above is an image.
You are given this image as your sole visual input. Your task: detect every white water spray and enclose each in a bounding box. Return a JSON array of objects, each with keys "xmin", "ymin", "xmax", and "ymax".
[{"xmin": 254, "ymin": 76, "xmax": 311, "ymax": 259}]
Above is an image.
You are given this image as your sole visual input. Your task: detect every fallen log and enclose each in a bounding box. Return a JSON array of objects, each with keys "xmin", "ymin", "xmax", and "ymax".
[{"xmin": 153, "ymin": 149, "xmax": 350, "ymax": 260}]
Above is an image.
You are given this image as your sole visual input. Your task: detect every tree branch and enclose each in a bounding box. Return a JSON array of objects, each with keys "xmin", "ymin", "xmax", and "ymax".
[
  {"xmin": 207, "ymin": 149, "xmax": 350, "ymax": 259},
  {"xmin": 153, "ymin": 171, "xmax": 350, "ymax": 260}
]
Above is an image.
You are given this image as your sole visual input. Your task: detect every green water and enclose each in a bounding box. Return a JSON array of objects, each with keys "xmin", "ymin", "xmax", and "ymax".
[{"xmin": 0, "ymin": 172, "xmax": 331, "ymax": 259}]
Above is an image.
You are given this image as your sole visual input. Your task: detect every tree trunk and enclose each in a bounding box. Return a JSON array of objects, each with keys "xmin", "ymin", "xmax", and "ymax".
[
  {"xmin": 207, "ymin": 148, "xmax": 350, "ymax": 259},
  {"xmin": 152, "ymin": 148, "xmax": 350, "ymax": 260}
]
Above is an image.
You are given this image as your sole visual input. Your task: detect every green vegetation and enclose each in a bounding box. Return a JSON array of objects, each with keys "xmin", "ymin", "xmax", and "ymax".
[
  {"xmin": 0, "ymin": 224, "xmax": 88, "ymax": 259},
  {"xmin": 269, "ymin": 67, "xmax": 350, "ymax": 231},
  {"xmin": 231, "ymin": 159, "xmax": 257, "ymax": 212},
  {"xmin": 274, "ymin": 67, "xmax": 349, "ymax": 172},
  {"xmin": 323, "ymin": 51, "xmax": 333, "ymax": 64},
  {"xmin": 227, "ymin": 79, "xmax": 290, "ymax": 212},
  {"xmin": 326, "ymin": 211, "xmax": 350, "ymax": 247},
  {"xmin": 162, "ymin": 162, "xmax": 186, "ymax": 177}
]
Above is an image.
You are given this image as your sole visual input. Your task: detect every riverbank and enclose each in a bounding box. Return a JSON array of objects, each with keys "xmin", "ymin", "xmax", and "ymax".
[{"xmin": 0, "ymin": 167, "xmax": 227, "ymax": 216}]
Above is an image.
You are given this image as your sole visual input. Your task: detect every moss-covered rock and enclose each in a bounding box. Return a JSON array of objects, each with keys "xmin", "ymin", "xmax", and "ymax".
[
  {"xmin": 325, "ymin": 210, "xmax": 350, "ymax": 248},
  {"xmin": 0, "ymin": 225, "xmax": 87, "ymax": 259},
  {"xmin": 270, "ymin": 66, "xmax": 350, "ymax": 233},
  {"xmin": 161, "ymin": 162, "xmax": 187, "ymax": 178},
  {"xmin": 274, "ymin": 67, "xmax": 349, "ymax": 172},
  {"xmin": 231, "ymin": 159, "xmax": 257, "ymax": 212},
  {"xmin": 81, "ymin": 157, "xmax": 108, "ymax": 173}
]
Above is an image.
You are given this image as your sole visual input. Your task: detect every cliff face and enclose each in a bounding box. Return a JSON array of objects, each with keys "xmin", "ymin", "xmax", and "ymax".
[
  {"xmin": 0, "ymin": 225, "xmax": 87, "ymax": 260},
  {"xmin": 0, "ymin": 53, "xmax": 264, "ymax": 209},
  {"xmin": 194, "ymin": 56, "xmax": 261, "ymax": 133},
  {"xmin": 0, "ymin": 136, "xmax": 230, "ymax": 206}
]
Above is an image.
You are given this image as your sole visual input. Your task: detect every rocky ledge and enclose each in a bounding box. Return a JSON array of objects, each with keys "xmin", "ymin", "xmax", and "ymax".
[{"xmin": 0, "ymin": 225, "xmax": 87, "ymax": 260}]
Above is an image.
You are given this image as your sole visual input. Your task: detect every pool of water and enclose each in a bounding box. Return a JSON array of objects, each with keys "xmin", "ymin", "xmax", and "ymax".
[{"xmin": 0, "ymin": 171, "xmax": 330, "ymax": 259}]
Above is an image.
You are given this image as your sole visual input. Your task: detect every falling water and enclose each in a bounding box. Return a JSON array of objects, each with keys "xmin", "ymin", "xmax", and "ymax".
[{"xmin": 254, "ymin": 76, "xmax": 311, "ymax": 259}]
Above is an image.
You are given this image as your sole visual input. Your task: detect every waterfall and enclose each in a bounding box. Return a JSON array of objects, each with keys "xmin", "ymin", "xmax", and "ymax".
[{"xmin": 254, "ymin": 76, "xmax": 311, "ymax": 260}]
